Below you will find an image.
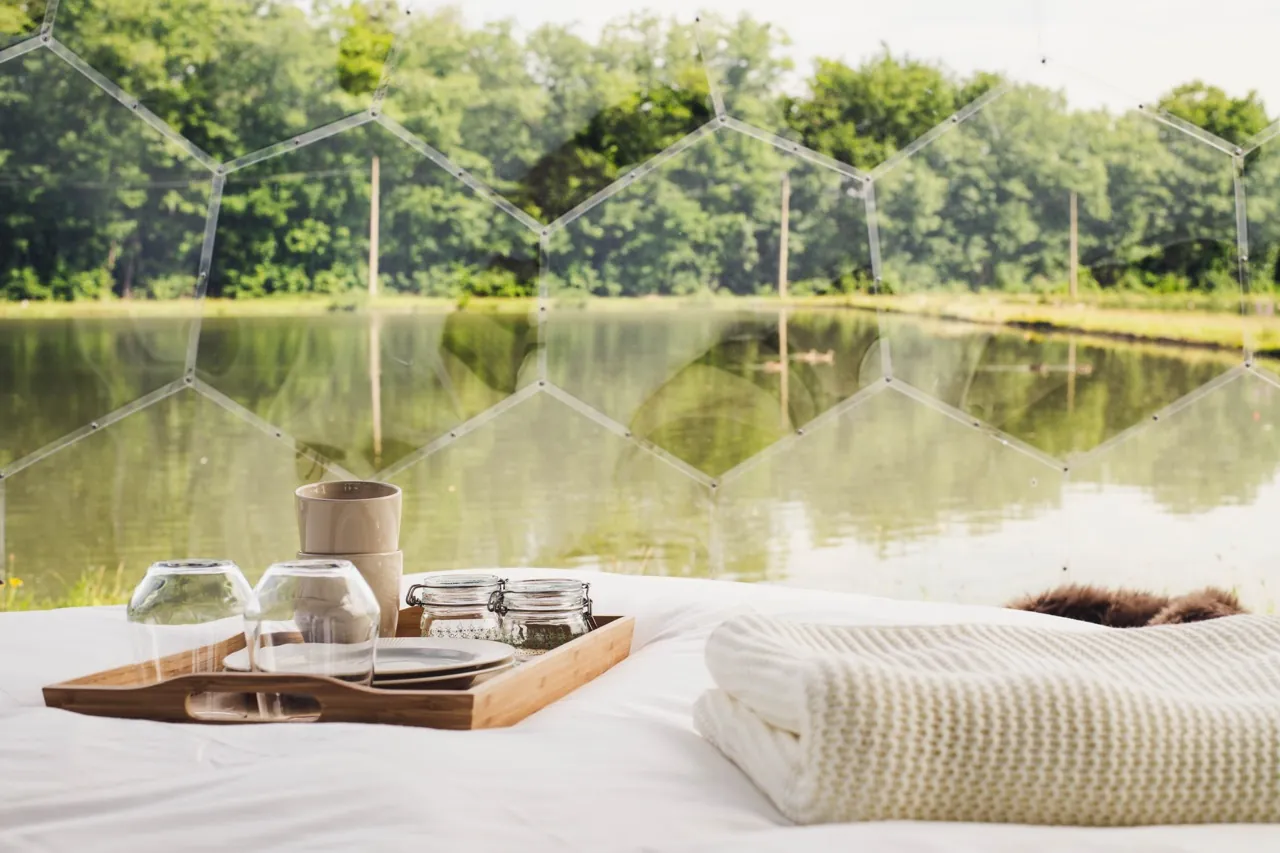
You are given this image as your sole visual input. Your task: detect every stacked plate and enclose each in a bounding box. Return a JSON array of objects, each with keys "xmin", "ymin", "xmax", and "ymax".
[{"xmin": 223, "ymin": 638, "xmax": 516, "ymax": 690}]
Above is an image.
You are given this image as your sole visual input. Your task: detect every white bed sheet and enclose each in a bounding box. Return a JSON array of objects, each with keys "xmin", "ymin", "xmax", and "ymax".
[{"xmin": 0, "ymin": 570, "xmax": 1274, "ymax": 852}]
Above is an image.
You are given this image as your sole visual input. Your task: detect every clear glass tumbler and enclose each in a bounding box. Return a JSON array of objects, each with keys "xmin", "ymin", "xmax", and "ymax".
[
  {"xmin": 245, "ymin": 559, "xmax": 381, "ymax": 720},
  {"xmin": 126, "ymin": 558, "xmax": 254, "ymax": 719}
]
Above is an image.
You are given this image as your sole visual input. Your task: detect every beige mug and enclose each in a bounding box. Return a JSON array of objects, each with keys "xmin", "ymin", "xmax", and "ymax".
[
  {"xmin": 291, "ymin": 563, "xmax": 380, "ymax": 646},
  {"xmin": 296, "ymin": 481, "xmax": 402, "ymax": 556},
  {"xmin": 298, "ymin": 550, "xmax": 402, "ymax": 638}
]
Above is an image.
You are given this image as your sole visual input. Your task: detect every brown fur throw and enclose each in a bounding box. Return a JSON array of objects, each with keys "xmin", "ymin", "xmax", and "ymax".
[{"xmin": 1006, "ymin": 583, "xmax": 1247, "ymax": 627}]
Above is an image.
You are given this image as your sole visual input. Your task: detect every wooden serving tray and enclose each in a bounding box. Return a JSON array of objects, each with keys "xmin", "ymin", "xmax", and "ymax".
[{"xmin": 42, "ymin": 608, "xmax": 634, "ymax": 730}]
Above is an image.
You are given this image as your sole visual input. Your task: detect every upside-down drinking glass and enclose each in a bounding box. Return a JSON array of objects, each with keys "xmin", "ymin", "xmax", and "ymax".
[
  {"xmin": 245, "ymin": 559, "xmax": 381, "ymax": 720},
  {"xmin": 126, "ymin": 559, "xmax": 254, "ymax": 719}
]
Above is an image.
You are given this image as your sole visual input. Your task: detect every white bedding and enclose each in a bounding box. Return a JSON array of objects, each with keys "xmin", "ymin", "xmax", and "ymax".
[{"xmin": 1, "ymin": 570, "xmax": 1275, "ymax": 852}]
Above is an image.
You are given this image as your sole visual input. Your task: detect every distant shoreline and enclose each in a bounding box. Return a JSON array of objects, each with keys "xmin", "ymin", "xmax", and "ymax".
[{"xmin": 1, "ymin": 292, "xmax": 1273, "ymax": 360}]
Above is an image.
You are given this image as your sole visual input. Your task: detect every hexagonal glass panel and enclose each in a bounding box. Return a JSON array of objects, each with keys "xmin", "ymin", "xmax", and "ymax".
[
  {"xmin": 0, "ymin": 49, "xmax": 209, "ymax": 470},
  {"xmin": 53, "ymin": 0, "xmax": 396, "ymax": 160},
  {"xmin": 695, "ymin": 1, "xmax": 1031, "ymax": 171},
  {"xmin": 1241, "ymin": 136, "xmax": 1280, "ymax": 361},
  {"xmin": 875, "ymin": 60, "xmax": 1241, "ymax": 459},
  {"xmin": 1042, "ymin": 1, "xmax": 1280, "ymax": 149},
  {"xmin": 717, "ymin": 387, "xmax": 1068, "ymax": 605},
  {"xmin": 1, "ymin": 0, "xmax": 45, "ymax": 48},
  {"xmin": 383, "ymin": 5, "xmax": 714, "ymax": 221},
  {"xmin": 197, "ymin": 122, "xmax": 538, "ymax": 477},
  {"xmin": 881, "ymin": 318, "xmax": 1240, "ymax": 460},
  {"xmin": 3, "ymin": 388, "xmax": 332, "ymax": 607},
  {"xmin": 1066, "ymin": 369, "xmax": 1280, "ymax": 611},
  {"xmin": 548, "ymin": 128, "xmax": 876, "ymax": 477},
  {"xmin": 391, "ymin": 391, "xmax": 711, "ymax": 575}
]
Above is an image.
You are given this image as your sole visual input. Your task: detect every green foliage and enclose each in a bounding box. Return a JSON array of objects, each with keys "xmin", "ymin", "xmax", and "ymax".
[
  {"xmin": 1158, "ymin": 82, "xmax": 1270, "ymax": 145},
  {"xmin": 336, "ymin": 1, "xmax": 397, "ymax": 97},
  {"xmin": 0, "ymin": 3, "xmax": 1274, "ymax": 302},
  {"xmin": 0, "ymin": 2, "xmax": 41, "ymax": 39},
  {"xmin": 785, "ymin": 49, "xmax": 999, "ymax": 170}
]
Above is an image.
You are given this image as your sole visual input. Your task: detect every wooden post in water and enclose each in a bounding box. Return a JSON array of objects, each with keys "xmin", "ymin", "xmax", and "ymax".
[
  {"xmin": 1069, "ymin": 189, "xmax": 1078, "ymax": 300},
  {"xmin": 370, "ymin": 312, "xmax": 383, "ymax": 469},
  {"xmin": 1067, "ymin": 338, "xmax": 1077, "ymax": 414},
  {"xmin": 778, "ymin": 171, "xmax": 790, "ymax": 429},
  {"xmin": 779, "ymin": 310, "xmax": 789, "ymax": 429},
  {"xmin": 369, "ymin": 155, "xmax": 381, "ymax": 299}
]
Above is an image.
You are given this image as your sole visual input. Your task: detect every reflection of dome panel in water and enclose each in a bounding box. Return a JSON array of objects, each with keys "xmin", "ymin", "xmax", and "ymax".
[
  {"xmin": 885, "ymin": 314, "xmax": 1239, "ymax": 459},
  {"xmin": 619, "ymin": 311, "xmax": 884, "ymax": 476},
  {"xmin": 4, "ymin": 389, "xmax": 331, "ymax": 604},
  {"xmin": 1066, "ymin": 369, "xmax": 1280, "ymax": 609},
  {"xmin": 390, "ymin": 392, "xmax": 711, "ymax": 577},
  {"xmin": 717, "ymin": 386, "xmax": 1068, "ymax": 605}
]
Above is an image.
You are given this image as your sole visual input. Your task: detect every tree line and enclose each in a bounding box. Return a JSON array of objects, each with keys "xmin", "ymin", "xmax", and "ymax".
[{"xmin": 1, "ymin": 1, "xmax": 1278, "ymax": 302}]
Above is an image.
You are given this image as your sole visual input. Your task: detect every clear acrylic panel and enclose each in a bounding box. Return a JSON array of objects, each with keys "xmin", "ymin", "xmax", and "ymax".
[
  {"xmin": 548, "ymin": 128, "xmax": 875, "ymax": 476},
  {"xmin": 8, "ymin": 1, "xmax": 1280, "ymax": 617},
  {"xmin": 1242, "ymin": 136, "xmax": 1280, "ymax": 361},
  {"xmin": 52, "ymin": 0, "xmax": 396, "ymax": 160},
  {"xmin": 696, "ymin": 0, "xmax": 1036, "ymax": 171},
  {"xmin": 384, "ymin": 4, "xmax": 714, "ymax": 221},
  {"xmin": 0, "ymin": 1, "xmax": 45, "ymax": 48},
  {"xmin": 0, "ymin": 49, "xmax": 209, "ymax": 469},
  {"xmin": 196, "ymin": 121, "xmax": 538, "ymax": 476},
  {"xmin": 391, "ymin": 391, "xmax": 712, "ymax": 576},
  {"xmin": 2, "ymin": 388, "xmax": 331, "ymax": 607},
  {"xmin": 874, "ymin": 59, "xmax": 1242, "ymax": 459},
  {"xmin": 718, "ymin": 386, "xmax": 1068, "ymax": 604},
  {"xmin": 1041, "ymin": 0, "xmax": 1280, "ymax": 149},
  {"xmin": 1066, "ymin": 369, "xmax": 1280, "ymax": 608}
]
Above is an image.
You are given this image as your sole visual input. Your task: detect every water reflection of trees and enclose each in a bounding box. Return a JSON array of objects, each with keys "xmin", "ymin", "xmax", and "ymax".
[
  {"xmin": 886, "ymin": 317, "xmax": 1236, "ymax": 457},
  {"xmin": 193, "ymin": 310, "xmax": 537, "ymax": 475},
  {"xmin": 719, "ymin": 388, "xmax": 1062, "ymax": 560},
  {"xmin": 11, "ymin": 310, "xmax": 1280, "ymax": 597},
  {"xmin": 1071, "ymin": 371, "xmax": 1280, "ymax": 514},
  {"xmin": 626, "ymin": 311, "xmax": 884, "ymax": 474}
]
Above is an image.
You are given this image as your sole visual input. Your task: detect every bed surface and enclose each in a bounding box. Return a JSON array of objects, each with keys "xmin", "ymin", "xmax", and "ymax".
[{"xmin": 1, "ymin": 570, "xmax": 1274, "ymax": 852}]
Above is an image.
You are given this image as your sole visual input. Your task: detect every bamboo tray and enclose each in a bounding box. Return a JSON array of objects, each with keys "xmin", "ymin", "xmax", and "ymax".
[{"xmin": 42, "ymin": 607, "xmax": 634, "ymax": 730}]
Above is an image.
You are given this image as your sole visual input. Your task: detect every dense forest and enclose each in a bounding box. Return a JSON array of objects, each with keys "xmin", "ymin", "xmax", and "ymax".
[{"xmin": 1, "ymin": 0, "xmax": 1278, "ymax": 301}]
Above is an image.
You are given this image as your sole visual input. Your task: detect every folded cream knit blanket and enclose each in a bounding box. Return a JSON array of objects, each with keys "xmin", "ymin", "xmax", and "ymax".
[{"xmin": 693, "ymin": 613, "xmax": 1280, "ymax": 826}]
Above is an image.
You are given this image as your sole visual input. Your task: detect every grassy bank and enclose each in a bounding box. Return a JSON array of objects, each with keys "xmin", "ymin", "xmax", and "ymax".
[
  {"xmin": 1, "ymin": 564, "xmax": 132, "ymax": 612},
  {"xmin": 4, "ymin": 291, "xmax": 1279, "ymax": 357},
  {"xmin": 808, "ymin": 292, "xmax": 1276, "ymax": 356},
  {"xmin": 0, "ymin": 293, "xmax": 474, "ymax": 319}
]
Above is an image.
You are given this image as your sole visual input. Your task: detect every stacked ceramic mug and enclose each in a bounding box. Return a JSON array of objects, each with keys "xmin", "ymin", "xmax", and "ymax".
[{"xmin": 295, "ymin": 481, "xmax": 403, "ymax": 638}]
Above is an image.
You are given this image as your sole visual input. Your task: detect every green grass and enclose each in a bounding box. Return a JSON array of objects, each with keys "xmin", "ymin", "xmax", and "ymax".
[
  {"xmin": 1, "ymin": 562, "xmax": 132, "ymax": 611},
  {"xmin": 6, "ymin": 288, "xmax": 1280, "ymax": 360},
  {"xmin": 832, "ymin": 292, "xmax": 1273, "ymax": 355},
  {"xmin": 0, "ymin": 293, "xmax": 540, "ymax": 319}
]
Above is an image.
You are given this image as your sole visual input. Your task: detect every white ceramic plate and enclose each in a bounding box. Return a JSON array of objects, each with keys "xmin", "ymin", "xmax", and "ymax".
[
  {"xmin": 223, "ymin": 637, "xmax": 514, "ymax": 677},
  {"xmin": 372, "ymin": 660, "xmax": 514, "ymax": 690},
  {"xmin": 222, "ymin": 643, "xmax": 372, "ymax": 677}
]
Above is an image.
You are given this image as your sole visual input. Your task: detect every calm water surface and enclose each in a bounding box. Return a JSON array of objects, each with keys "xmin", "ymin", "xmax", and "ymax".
[{"xmin": 2, "ymin": 307, "xmax": 1277, "ymax": 610}]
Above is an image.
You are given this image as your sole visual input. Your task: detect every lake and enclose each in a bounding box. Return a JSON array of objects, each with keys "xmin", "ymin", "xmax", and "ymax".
[{"xmin": 2, "ymin": 306, "xmax": 1277, "ymax": 611}]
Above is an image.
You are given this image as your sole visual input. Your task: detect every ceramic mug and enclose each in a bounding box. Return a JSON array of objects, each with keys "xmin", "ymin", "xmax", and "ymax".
[
  {"xmin": 288, "ymin": 559, "xmax": 381, "ymax": 646},
  {"xmin": 295, "ymin": 481, "xmax": 402, "ymax": 556},
  {"xmin": 298, "ymin": 550, "xmax": 402, "ymax": 638}
]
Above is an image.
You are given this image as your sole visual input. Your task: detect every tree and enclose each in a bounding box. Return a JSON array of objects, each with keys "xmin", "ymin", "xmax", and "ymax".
[
  {"xmin": 785, "ymin": 49, "xmax": 1002, "ymax": 171},
  {"xmin": 1158, "ymin": 82, "xmax": 1270, "ymax": 146}
]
